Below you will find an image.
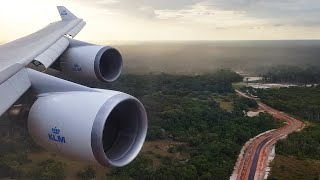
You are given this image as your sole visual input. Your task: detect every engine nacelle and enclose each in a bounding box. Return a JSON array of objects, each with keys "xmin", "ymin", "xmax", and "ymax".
[
  {"xmin": 28, "ymin": 91, "xmax": 147, "ymax": 167},
  {"xmin": 59, "ymin": 40, "xmax": 123, "ymax": 83}
]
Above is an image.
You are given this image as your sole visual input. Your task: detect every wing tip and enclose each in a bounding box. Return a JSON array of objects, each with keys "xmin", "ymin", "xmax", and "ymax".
[{"xmin": 57, "ymin": 6, "xmax": 77, "ymax": 20}]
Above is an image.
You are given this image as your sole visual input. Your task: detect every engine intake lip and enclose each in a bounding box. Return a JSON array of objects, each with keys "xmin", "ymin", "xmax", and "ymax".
[
  {"xmin": 94, "ymin": 47, "xmax": 123, "ymax": 83},
  {"xmin": 91, "ymin": 93, "xmax": 147, "ymax": 167}
]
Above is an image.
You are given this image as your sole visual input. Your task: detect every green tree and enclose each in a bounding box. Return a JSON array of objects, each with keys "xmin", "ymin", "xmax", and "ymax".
[
  {"xmin": 77, "ymin": 166, "xmax": 96, "ymax": 180},
  {"xmin": 29, "ymin": 159, "xmax": 65, "ymax": 180}
]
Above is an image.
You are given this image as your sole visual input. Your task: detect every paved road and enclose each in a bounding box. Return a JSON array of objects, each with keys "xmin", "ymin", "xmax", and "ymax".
[
  {"xmin": 248, "ymin": 137, "xmax": 272, "ymax": 180},
  {"xmin": 234, "ymin": 90, "xmax": 304, "ymax": 180}
]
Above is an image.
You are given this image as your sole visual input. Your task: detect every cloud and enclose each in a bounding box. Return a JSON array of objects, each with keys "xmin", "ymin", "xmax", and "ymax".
[
  {"xmin": 74, "ymin": 0, "xmax": 320, "ymax": 26},
  {"xmin": 74, "ymin": 0, "xmax": 200, "ymax": 19},
  {"xmin": 202, "ymin": 0, "xmax": 320, "ymax": 26}
]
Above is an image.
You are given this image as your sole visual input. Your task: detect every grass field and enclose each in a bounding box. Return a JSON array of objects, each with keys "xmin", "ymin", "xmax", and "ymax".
[
  {"xmin": 268, "ymin": 155, "xmax": 320, "ymax": 180},
  {"xmin": 25, "ymin": 152, "xmax": 110, "ymax": 179},
  {"xmin": 232, "ymin": 82, "xmax": 246, "ymax": 90},
  {"xmin": 211, "ymin": 93, "xmax": 235, "ymax": 112}
]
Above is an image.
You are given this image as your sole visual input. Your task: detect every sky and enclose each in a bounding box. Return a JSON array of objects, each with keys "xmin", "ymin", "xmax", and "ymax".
[{"xmin": 0, "ymin": 0, "xmax": 320, "ymax": 42}]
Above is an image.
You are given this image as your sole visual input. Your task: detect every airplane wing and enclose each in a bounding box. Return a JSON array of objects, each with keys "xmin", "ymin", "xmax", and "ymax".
[{"xmin": 0, "ymin": 6, "xmax": 86, "ymax": 115}]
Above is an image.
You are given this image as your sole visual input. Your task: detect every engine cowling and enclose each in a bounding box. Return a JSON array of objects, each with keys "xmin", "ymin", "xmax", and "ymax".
[
  {"xmin": 28, "ymin": 91, "xmax": 147, "ymax": 167},
  {"xmin": 59, "ymin": 41, "xmax": 123, "ymax": 83}
]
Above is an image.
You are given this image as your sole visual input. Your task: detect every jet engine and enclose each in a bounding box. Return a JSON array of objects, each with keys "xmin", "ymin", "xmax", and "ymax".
[
  {"xmin": 28, "ymin": 90, "xmax": 147, "ymax": 167},
  {"xmin": 58, "ymin": 39, "xmax": 123, "ymax": 83}
]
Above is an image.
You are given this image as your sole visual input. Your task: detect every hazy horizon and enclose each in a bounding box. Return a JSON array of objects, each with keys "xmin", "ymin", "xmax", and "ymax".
[
  {"xmin": 105, "ymin": 40, "xmax": 320, "ymax": 75},
  {"xmin": 3, "ymin": 39, "xmax": 320, "ymax": 75}
]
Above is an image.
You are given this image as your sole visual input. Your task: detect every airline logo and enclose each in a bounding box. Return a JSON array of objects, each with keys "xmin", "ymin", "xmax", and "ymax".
[
  {"xmin": 72, "ymin": 64, "xmax": 82, "ymax": 72},
  {"xmin": 48, "ymin": 127, "xmax": 66, "ymax": 144},
  {"xmin": 60, "ymin": 10, "xmax": 68, "ymax": 16}
]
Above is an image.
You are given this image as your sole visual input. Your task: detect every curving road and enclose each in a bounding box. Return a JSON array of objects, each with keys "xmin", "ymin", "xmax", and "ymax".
[{"xmin": 233, "ymin": 90, "xmax": 304, "ymax": 180}]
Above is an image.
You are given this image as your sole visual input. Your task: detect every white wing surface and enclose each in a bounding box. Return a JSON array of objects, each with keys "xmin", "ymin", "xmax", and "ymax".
[{"xmin": 0, "ymin": 6, "xmax": 86, "ymax": 115}]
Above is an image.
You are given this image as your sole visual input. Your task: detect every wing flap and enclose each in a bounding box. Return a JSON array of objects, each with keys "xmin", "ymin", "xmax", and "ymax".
[
  {"xmin": 68, "ymin": 21, "xmax": 86, "ymax": 38},
  {"xmin": 34, "ymin": 37, "xmax": 69, "ymax": 68},
  {"xmin": 0, "ymin": 68, "xmax": 31, "ymax": 115}
]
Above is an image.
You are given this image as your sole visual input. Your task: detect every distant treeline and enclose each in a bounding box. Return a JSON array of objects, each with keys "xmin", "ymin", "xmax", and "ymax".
[
  {"xmin": 85, "ymin": 69, "xmax": 244, "ymax": 97},
  {"xmin": 262, "ymin": 66, "xmax": 320, "ymax": 84},
  {"xmin": 115, "ymin": 41, "xmax": 320, "ymax": 74}
]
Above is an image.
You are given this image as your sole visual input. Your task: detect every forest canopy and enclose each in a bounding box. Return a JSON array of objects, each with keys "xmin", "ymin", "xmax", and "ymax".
[{"xmin": 0, "ymin": 70, "xmax": 282, "ymax": 180}]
